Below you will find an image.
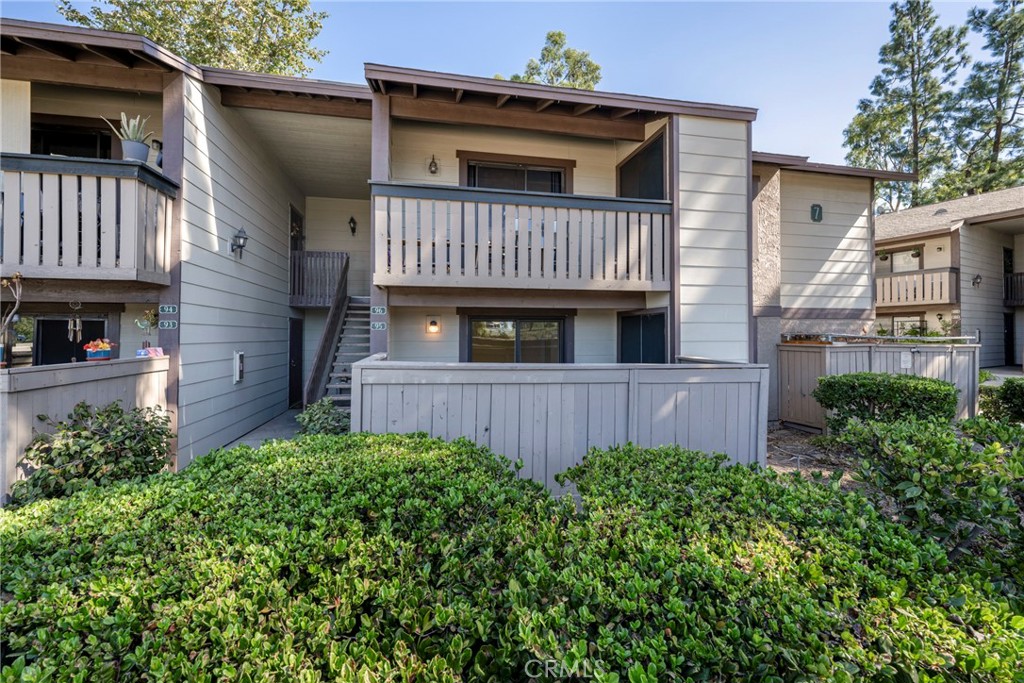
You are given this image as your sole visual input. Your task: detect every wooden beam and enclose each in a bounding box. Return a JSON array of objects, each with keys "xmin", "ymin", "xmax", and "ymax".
[
  {"xmin": 390, "ymin": 96, "xmax": 646, "ymax": 141},
  {"xmin": 496, "ymin": 94, "xmax": 511, "ymax": 108},
  {"xmin": 609, "ymin": 107, "xmax": 638, "ymax": 120},
  {"xmin": 218, "ymin": 89, "xmax": 372, "ymax": 119},
  {"xmin": 572, "ymin": 103, "xmax": 597, "ymax": 116},
  {"xmin": 18, "ymin": 279, "xmax": 163, "ymax": 304},
  {"xmin": 13, "ymin": 36, "xmax": 80, "ymax": 62},
  {"xmin": 78, "ymin": 43, "xmax": 137, "ymax": 68},
  {"xmin": 0, "ymin": 38, "xmax": 18, "ymax": 56},
  {"xmin": 377, "ymin": 79, "xmax": 388, "ymax": 95},
  {"xmin": 127, "ymin": 48, "xmax": 172, "ymax": 70},
  {"xmin": 411, "ymin": 83, "xmax": 418, "ymax": 98},
  {"xmin": 454, "ymin": 88, "xmax": 464, "ymax": 103},
  {"xmin": 0, "ymin": 55, "xmax": 165, "ymax": 92},
  {"xmin": 536, "ymin": 99, "xmax": 555, "ymax": 112}
]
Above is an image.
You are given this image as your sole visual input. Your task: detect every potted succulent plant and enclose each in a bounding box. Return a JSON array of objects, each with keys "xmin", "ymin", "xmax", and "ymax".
[
  {"xmin": 102, "ymin": 113, "xmax": 153, "ymax": 163},
  {"xmin": 83, "ymin": 338, "xmax": 116, "ymax": 361}
]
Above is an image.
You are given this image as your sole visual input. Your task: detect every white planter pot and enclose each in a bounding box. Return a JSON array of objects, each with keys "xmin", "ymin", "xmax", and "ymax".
[{"xmin": 120, "ymin": 140, "xmax": 150, "ymax": 162}]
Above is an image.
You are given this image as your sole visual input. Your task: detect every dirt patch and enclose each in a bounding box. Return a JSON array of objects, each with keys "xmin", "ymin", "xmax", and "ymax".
[{"xmin": 767, "ymin": 427, "xmax": 860, "ymax": 491}]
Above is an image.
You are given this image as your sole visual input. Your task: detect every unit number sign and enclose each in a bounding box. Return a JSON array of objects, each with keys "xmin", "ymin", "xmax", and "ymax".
[
  {"xmin": 371, "ymin": 306, "xmax": 387, "ymax": 315},
  {"xmin": 370, "ymin": 322, "xmax": 388, "ymax": 331}
]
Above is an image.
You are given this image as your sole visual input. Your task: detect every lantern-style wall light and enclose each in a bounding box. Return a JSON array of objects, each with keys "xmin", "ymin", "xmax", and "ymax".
[
  {"xmin": 425, "ymin": 316, "xmax": 441, "ymax": 335},
  {"xmin": 428, "ymin": 155, "xmax": 439, "ymax": 175},
  {"xmin": 349, "ymin": 216, "xmax": 357, "ymax": 236},
  {"xmin": 972, "ymin": 274, "xmax": 983, "ymax": 288},
  {"xmin": 231, "ymin": 227, "xmax": 249, "ymax": 257}
]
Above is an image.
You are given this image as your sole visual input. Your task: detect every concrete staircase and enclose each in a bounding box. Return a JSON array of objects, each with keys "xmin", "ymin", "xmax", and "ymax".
[{"xmin": 324, "ymin": 296, "xmax": 370, "ymax": 408}]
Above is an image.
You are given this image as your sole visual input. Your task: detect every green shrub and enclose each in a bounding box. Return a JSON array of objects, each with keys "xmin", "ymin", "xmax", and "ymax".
[
  {"xmin": 839, "ymin": 417, "xmax": 1023, "ymax": 573},
  {"xmin": 3, "ymin": 435, "xmax": 1023, "ymax": 681},
  {"xmin": 979, "ymin": 369, "xmax": 995, "ymax": 384},
  {"xmin": 295, "ymin": 396, "xmax": 350, "ymax": 435},
  {"xmin": 979, "ymin": 384, "xmax": 1005, "ymax": 419},
  {"xmin": 8, "ymin": 401, "xmax": 172, "ymax": 508},
  {"xmin": 996, "ymin": 377, "xmax": 1024, "ymax": 422},
  {"xmin": 812, "ymin": 372, "xmax": 958, "ymax": 432}
]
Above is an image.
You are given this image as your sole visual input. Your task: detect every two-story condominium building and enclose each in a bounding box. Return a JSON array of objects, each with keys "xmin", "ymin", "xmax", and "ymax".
[
  {"xmin": 0, "ymin": 19, "xmax": 910, "ymax": 492},
  {"xmin": 875, "ymin": 186, "xmax": 1024, "ymax": 367}
]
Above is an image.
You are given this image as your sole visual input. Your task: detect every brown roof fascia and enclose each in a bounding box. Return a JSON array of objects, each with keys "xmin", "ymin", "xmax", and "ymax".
[
  {"xmin": 0, "ymin": 17, "xmax": 200, "ymax": 77},
  {"xmin": 364, "ymin": 63, "xmax": 759, "ymax": 122},
  {"xmin": 875, "ymin": 225, "xmax": 959, "ymax": 246},
  {"xmin": 752, "ymin": 151, "xmax": 916, "ymax": 182},
  {"xmin": 202, "ymin": 67, "xmax": 371, "ymax": 101}
]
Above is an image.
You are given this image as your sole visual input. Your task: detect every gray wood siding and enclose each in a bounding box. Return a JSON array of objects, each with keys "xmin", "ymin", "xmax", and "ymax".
[
  {"xmin": 676, "ymin": 115, "xmax": 750, "ymax": 362},
  {"xmin": 779, "ymin": 172, "xmax": 873, "ymax": 312},
  {"xmin": 959, "ymin": 225, "xmax": 1012, "ymax": 367},
  {"xmin": 177, "ymin": 77, "xmax": 302, "ymax": 463},
  {"xmin": 351, "ymin": 357, "xmax": 769, "ymax": 492},
  {"xmin": 1, "ymin": 358, "xmax": 169, "ymax": 497},
  {"xmin": 778, "ymin": 343, "xmax": 980, "ymax": 430}
]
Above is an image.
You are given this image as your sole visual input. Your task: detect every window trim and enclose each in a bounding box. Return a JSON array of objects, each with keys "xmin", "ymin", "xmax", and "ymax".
[
  {"xmin": 458, "ymin": 308, "xmax": 576, "ymax": 363},
  {"xmin": 456, "ymin": 150, "xmax": 576, "ymax": 193}
]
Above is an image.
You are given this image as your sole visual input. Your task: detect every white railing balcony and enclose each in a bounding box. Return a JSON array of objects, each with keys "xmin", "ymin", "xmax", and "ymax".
[
  {"xmin": 371, "ymin": 182, "xmax": 672, "ymax": 291},
  {"xmin": 1, "ymin": 154, "xmax": 177, "ymax": 285},
  {"xmin": 875, "ymin": 268, "xmax": 959, "ymax": 307}
]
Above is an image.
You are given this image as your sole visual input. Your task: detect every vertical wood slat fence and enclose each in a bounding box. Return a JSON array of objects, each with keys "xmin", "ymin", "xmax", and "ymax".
[
  {"xmin": 875, "ymin": 268, "xmax": 959, "ymax": 307},
  {"xmin": 351, "ymin": 356, "xmax": 769, "ymax": 493},
  {"xmin": 1, "ymin": 357, "xmax": 170, "ymax": 500},
  {"xmin": 290, "ymin": 250, "xmax": 348, "ymax": 307},
  {"xmin": 0, "ymin": 154, "xmax": 177, "ymax": 284},
  {"xmin": 1004, "ymin": 273, "xmax": 1024, "ymax": 306},
  {"xmin": 371, "ymin": 183, "xmax": 672, "ymax": 291},
  {"xmin": 778, "ymin": 343, "xmax": 980, "ymax": 431}
]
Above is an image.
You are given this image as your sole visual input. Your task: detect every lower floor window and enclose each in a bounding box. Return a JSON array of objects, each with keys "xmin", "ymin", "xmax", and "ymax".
[{"xmin": 469, "ymin": 318, "xmax": 563, "ymax": 362}]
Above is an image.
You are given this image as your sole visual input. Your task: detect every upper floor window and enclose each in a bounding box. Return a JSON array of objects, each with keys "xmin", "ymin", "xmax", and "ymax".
[
  {"xmin": 878, "ymin": 246, "xmax": 922, "ymax": 273},
  {"xmin": 31, "ymin": 114, "xmax": 113, "ymax": 159},
  {"xmin": 457, "ymin": 150, "xmax": 575, "ymax": 194}
]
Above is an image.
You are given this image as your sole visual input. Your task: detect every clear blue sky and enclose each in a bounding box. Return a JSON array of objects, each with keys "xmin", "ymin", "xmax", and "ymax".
[{"xmin": 2, "ymin": 1, "xmax": 990, "ymax": 165}]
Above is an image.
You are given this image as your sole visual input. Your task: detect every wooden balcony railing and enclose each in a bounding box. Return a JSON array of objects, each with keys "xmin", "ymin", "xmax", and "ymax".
[
  {"xmin": 371, "ymin": 182, "xmax": 672, "ymax": 291},
  {"xmin": 290, "ymin": 250, "xmax": 349, "ymax": 307},
  {"xmin": 1005, "ymin": 273, "xmax": 1024, "ymax": 306},
  {"xmin": 875, "ymin": 268, "xmax": 958, "ymax": 307},
  {"xmin": 0, "ymin": 154, "xmax": 177, "ymax": 284}
]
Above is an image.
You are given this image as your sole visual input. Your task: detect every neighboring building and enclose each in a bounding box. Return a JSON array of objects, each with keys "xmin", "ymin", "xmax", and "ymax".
[
  {"xmin": 875, "ymin": 187, "xmax": 1024, "ymax": 367},
  {"xmin": 0, "ymin": 19, "xmax": 907, "ymax": 490}
]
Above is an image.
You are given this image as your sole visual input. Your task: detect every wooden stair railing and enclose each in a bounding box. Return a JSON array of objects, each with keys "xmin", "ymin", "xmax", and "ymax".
[{"xmin": 303, "ymin": 253, "xmax": 350, "ymax": 406}]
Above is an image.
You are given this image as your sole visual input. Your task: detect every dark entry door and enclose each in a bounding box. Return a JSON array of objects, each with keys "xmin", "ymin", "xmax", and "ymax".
[
  {"xmin": 619, "ymin": 312, "xmax": 667, "ymax": 363},
  {"xmin": 289, "ymin": 318, "xmax": 304, "ymax": 407},
  {"xmin": 35, "ymin": 319, "xmax": 106, "ymax": 365},
  {"xmin": 1005, "ymin": 312, "xmax": 1016, "ymax": 366}
]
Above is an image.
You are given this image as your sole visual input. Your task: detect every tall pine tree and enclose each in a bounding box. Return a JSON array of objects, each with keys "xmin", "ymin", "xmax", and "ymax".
[
  {"xmin": 944, "ymin": 0, "xmax": 1024, "ymax": 195},
  {"xmin": 844, "ymin": 0, "xmax": 968, "ymax": 209}
]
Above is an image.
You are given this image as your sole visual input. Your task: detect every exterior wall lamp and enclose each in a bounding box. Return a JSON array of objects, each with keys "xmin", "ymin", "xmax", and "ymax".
[
  {"xmin": 349, "ymin": 216, "xmax": 357, "ymax": 236},
  {"xmin": 425, "ymin": 316, "xmax": 441, "ymax": 335},
  {"xmin": 428, "ymin": 155, "xmax": 439, "ymax": 175},
  {"xmin": 231, "ymin": 227, "xmax": 249, "ymax": 257},
  {"xmin": 972, "ymin": 274, "xmax": 983, "ymax": 288}
]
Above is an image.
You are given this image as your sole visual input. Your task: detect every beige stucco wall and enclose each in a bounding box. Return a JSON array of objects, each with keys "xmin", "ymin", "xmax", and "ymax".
[
  {"xmin": 1, "ymin": 79, "xmax": 31, "ymax": 153},
  {"xmin": 390, "ymin": 120, "xmax": 619, "ymax": 196},
  {"xmin": 752, "ymin": 163, "xmax": 782, "ymax": 310}
]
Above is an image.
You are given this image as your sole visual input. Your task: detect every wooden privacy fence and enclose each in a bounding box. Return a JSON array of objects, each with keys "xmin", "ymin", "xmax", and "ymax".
[
  {"xmin": 0, "ymin": 357, "xmax": 169, "ymax": 499},
  {"xmin": 1, "ymin": 154, "xmax": 177, "ymax": 284},
  {"xmin": 371, "ymin": 182, "xmax": 672, "ymax": 291},
  {"xmin": 351, "ymin": 356, "xmax": 769, "ymax": 493},
  {"xmin": 778, "ymin": 343, "xmax": 980, "ymax": 430}
]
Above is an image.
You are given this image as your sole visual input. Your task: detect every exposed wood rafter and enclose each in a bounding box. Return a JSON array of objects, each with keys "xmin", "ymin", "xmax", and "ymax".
[
  {"xmin": 496, "ymin": 94, "xmax": 511, "ymax": 108},
  {"xmin": 219, "ymin": 88, "xmax": 372, "ymax": 119},
  {"xmin": 454, "ymin": 88, "xmax": 464, "ymax": 103},
  {"xmin": 411, "ymin": 83, "xmax": 418, "ymax": 98},
  {"xmin": 535, "ymin": 99, "xmax": 555, "ymax": 112},
  {"xmin": 572, "ymin": 103, "xmax": 597, "ymax": 116},
  {"xmin": 79, "ymin": 44, "xmax": 137, "ymax": 68},
  {"xmin": 13, "ymin": 36, "xmax": 79, "ymax": 62},
  {"xmin": 610, "ymin": 107, "xmax": 638, "ymax": 120},
  {"xmin": 1, "ymin": 38, "xmax": 19, "ymax": 56}
]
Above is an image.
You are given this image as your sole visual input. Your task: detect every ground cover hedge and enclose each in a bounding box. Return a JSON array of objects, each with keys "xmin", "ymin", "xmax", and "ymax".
[
  {"xmin": 2, "ymin": 434, "xmax": 1023, "ymax": 681},
  {"xmin": 812, "ymin": 373, "xmax": 959, "ymax": 431}
]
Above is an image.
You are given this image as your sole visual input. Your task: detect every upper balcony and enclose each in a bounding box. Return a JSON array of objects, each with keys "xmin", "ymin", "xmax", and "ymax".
[
  {"xmin": 875, "ymin": 267, "xmax": 959, "ymax": 308},
  {"xmin": 371, "ymin": 182, "xmax": 672, "ymax": 291},
  {"xmin": 0, "ymin": 154, "xmax": 177, "ymax": 285}
]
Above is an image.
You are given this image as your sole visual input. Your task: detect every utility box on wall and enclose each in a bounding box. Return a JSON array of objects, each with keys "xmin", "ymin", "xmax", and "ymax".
[{"xmin": 233, "ymin": 351, "xmax": 244, "ymax": 384}]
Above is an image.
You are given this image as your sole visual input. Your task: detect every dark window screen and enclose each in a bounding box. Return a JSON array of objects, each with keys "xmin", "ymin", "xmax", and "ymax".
[
  {"xmin": 469, "ymin": 163, "xmax": 563, "ymax": 193},
  {"xmin": 618, "ymin": 132, "xmax": 665, "ymax": 200}
]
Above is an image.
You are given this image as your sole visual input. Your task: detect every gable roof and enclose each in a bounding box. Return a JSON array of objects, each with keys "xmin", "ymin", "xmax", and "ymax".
[
  {"xmin": 876, "ymin": 186, "xmax": 1024, "ymax": 243},
  {"xmin": 752, "ymin": 151, "xmax": 916, "ymax": 182}
]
